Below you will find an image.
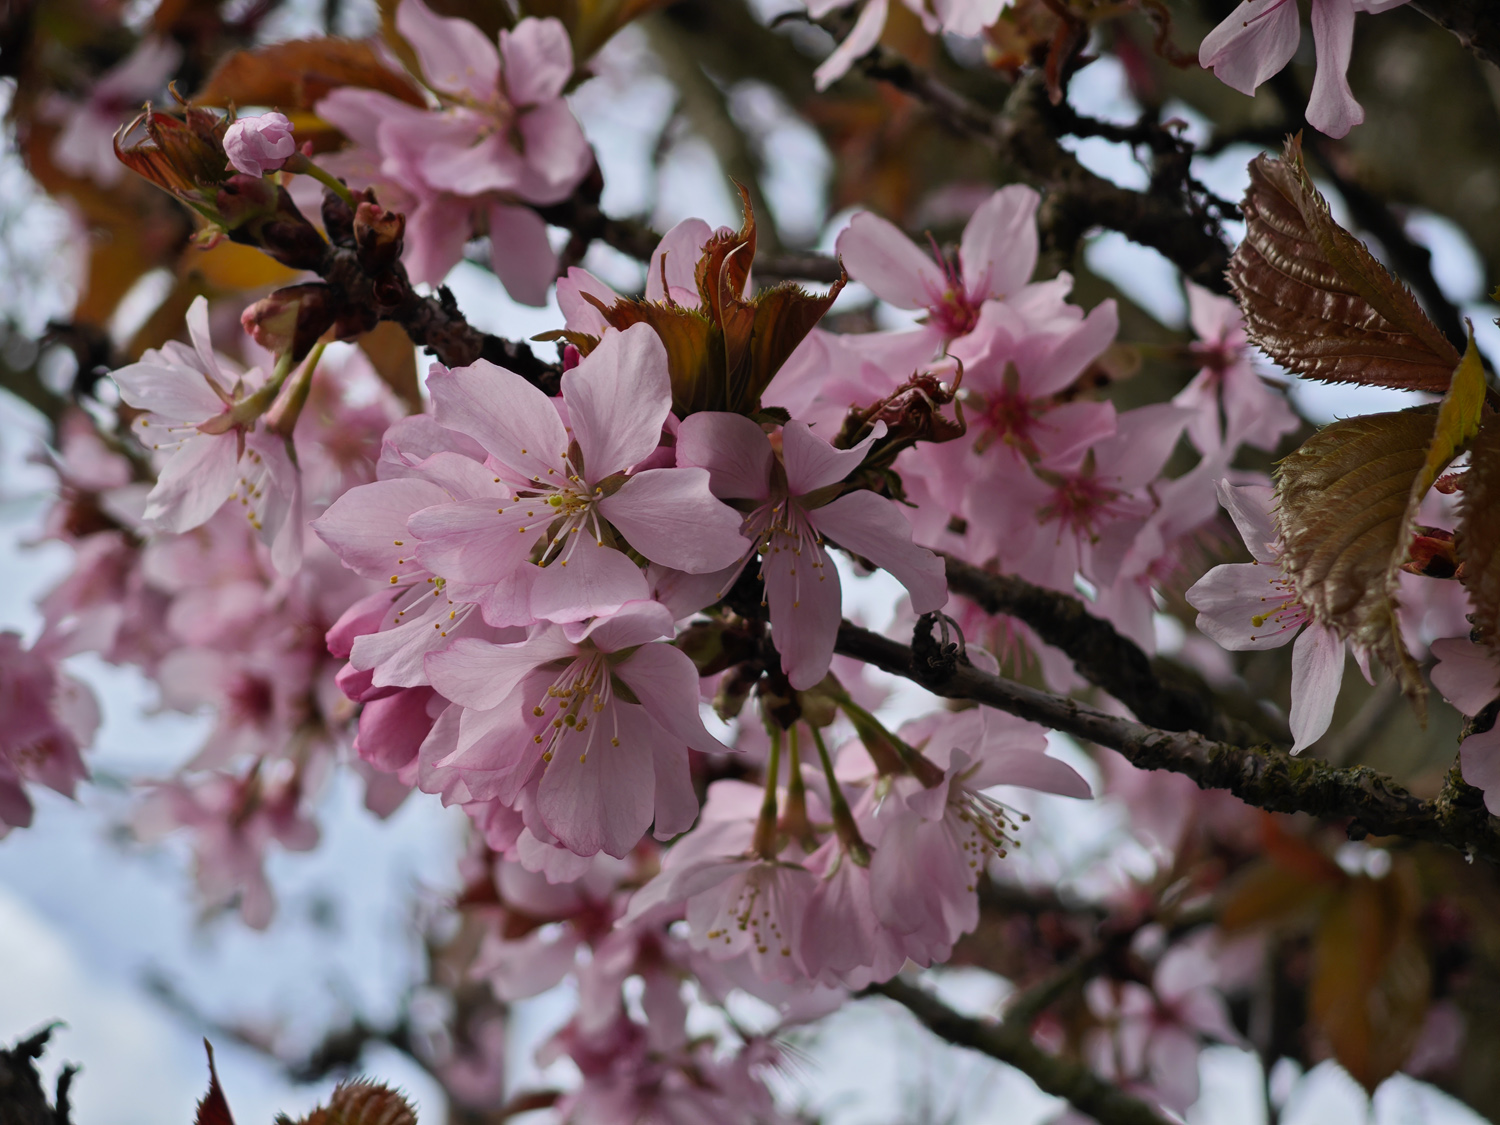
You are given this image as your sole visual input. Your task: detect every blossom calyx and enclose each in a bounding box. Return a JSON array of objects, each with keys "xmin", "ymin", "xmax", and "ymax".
[
  {"xmin": 216, "ymin": 176, "xmax": 328, "ymax": 270},
  {"xmin": 241, "ymin": 283, "xmax": 338, "ymax": 362}
]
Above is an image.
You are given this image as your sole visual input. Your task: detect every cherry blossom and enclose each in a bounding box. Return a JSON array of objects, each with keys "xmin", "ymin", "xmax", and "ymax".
[
  {"xmin": 0, "ymin": 631, "xmax": 98, "ymax": 836},
  {"xmin": 1431, "ymin": 637, "xmax": 1500, "ymax": 814},
  {"xmin": 315, "ymin": 0, "xmax": 592, "ymax": 301},
  {"xmin": 408, "ymin": 325, "xmax": 748, "ymax": 626},
  {"xmin": 112, "ymin": 297, "xmax": 302, "ymax": 572},
  {"xmin": 422, "ymin": 601, "xmax": 725, "ymax": 858},
  {"xmin": 1185, "ymin": 480, "xmax": 1348, "ymax": 751},
  {"xmin": 836, "ymin": 186, "xmax": 1046, "ymax": 346},
  {"xmin": 677, "ymin": 413, "xmax": 947, "ymax": 689},
  {"xmin": 808, "ymin": 0, "xmax": 1011, "ymax": 90}
]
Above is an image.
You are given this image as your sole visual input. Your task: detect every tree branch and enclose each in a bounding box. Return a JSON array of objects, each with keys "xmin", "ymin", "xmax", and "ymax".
[
  {"xmin": 852, "ymin": 53, "xmax": 1232, "ymax": 292},
  {"xmin": 1410, "ymin": 0, "xmax": 1500, "ymax": 67},
  {"xmin": 834, "ymin": 620, "xmax": 1500, "ymax": 862},
  {"xmin": 868, "ymin": 977, "xmax": 1174, "ymax": 1125},
  {"xmin": 942, "ymin": 554, "xmax": 1279, "ymax": 747}
]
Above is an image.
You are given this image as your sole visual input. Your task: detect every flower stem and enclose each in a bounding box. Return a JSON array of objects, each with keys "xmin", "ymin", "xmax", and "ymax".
[
  {"xmin": 265, "ymin": 340, "xmax": 325, "ymax": 438},
  {"xmin": 282, "ymin": 153, "xmax": 354, "ymax": 207},
  {"xmin": 752, "ymin": 725, "xmax": 781, "ymax": 860},
  {"xmin": 809, "ymin": 724, "xmax": 869, "ymax": 865},
  {"xmin": 781, "ymin": 725, "xmax": 814, "ymax": 847},
  {"xmin": 837, "ymin": 692, "xmax": 944, "ymax": 787}
]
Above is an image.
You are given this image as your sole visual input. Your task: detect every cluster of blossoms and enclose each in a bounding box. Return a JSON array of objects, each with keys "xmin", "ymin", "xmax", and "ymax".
[{"xmin": 15, "ymin": 5, "xmax": 1499, "ymax": 1115}]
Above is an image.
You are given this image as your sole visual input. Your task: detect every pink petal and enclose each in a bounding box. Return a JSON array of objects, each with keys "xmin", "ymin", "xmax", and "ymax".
[
  {"xmin": 401, "ymin": 194, "xmax": 474, "ymax": 287},
  {"xmin": 557, "ymin": 267, "xmax": 618, "ymax": 335},
  {"xmin": 810, "ymin": 489, "xmax": 947, "ymax": 613},
  {"xmin": 563, "ymin": 324, "xmax": 672, "ymax": 481},
  {"xmin": 537, "ymin": 702, "xmax": 658, "ymax": 857},
  {"xmin": 114, "ymin": 359, "xmax": 227, "ymax": 422},
  {"xmin": 143, "ymin": 433, "xmax": 241, "ymax": 533},
  {"xmin": 427, "ymin": 633, "xmax": 573, "ymax": 710},
  {"xmin": 571, "ymin": 600, "xmax": 676, "ymax": 652},
  {"xmin": 1217, "ymin": 480, "xmax": 1279, "ymax": 563},
  {"xmin": 981, "ymin": 750, "xmax": 1092, "ymax": 798},
  {"xmin": 1307, "ymin": 0, "xmax": 1363, "ymax": 136},
  {"xmin": 1016, "ymin": 298, "xmax": 1119, "ymax": 398},
  {"xmin": 646, "ymin": 219, "xmax": 713, "ymax": 303},
  {"xmin": 652, "ymin": 729, "xmax": 700, "ymax": 840},
  {"xmin": 486, "ymin": 202, "xmax": 557, "ymax": 307},
  {"xmin": 397, "ymin": 0, "xmax": 500, "ymax": 100},
  {"xmin": 813, "ymin": 0, "xmax": 888, "ymax": 91},
  {"xmin": 1460, "ymin": 726, "xmax": 1500, "ymax": 815},
  {"xmin": 765, "ymin": 534, "xmax": 843, "ymax": 690},
  {"xmin": 835, "ymin": 208, "xmax": 945, "ymax": 309},
  {"xmin": 356, "ymin": 687, "xmax": 438, "ymax": 773},
  {"xmin": 529, "ymin": 539, "xmax": 650, "ymax": 624},
  {"xmin": 1186, "ymin": 562, "xmax": 1297, "ymax": 651},
  {"xmin": 513, "ymin": 99, "xmax": 593, "ymax": 204},
  {"xmin": 674, "ymin": 412, "xmax": 773, "ymax": 500},
  {"xmin": 959, "ymin": 185, "xmax": 1040, "ymax": 302},
  {"xmin": 427, "ymin": 360, "xmax": 569, "ymax": 480},
  {"xmin": 599, "ymin": 468, "xmax": 750, "ymax": 573},
  {"xmin": 1199, "ymin": 0, "xmax": 1300, "ymax": 96},
  {"xmin": 1290, "ymin": 622, "xmax": 1345, "ymax": 752},
  {"xmin": 1429, "ymin": 637, "xmax": 1500, "ymax": 716},
  {"xmin": 500, "ymin": 17, "xmax": 574, "ymax": 104},
  {"xmin": 781, "ymin": 419, "xmax": 880, "ymax": 497},
  {"xmin": 616, "ymin": 642, "xmax": 731, "ymax": 755},
  {"xmin": 409, "ymin": 497, "xmax": 541, "ymax": 589}
]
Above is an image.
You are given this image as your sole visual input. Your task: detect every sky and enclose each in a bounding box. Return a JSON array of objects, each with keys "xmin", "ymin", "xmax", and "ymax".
[{"xmin": 0, "ymin": 11, "xmax": 1495, "ymax": 1125}]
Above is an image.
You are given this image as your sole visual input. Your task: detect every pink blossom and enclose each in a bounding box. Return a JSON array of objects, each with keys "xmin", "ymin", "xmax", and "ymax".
[
  {"xmin": 676, "ymin": 413, "xmax": 947, "ymax": 689},
  {"xmin": 1172, "ymin": 282, "xmax": 1297, "ymax": 455},
  {"xmin": 0, "ymin": 632, "xmax": 97, "ymax": 836},
  {"xmin": 1430, "ymin": 637, "xmax": 1500, "ymax": 814},
  {"xmin": 1185, "ymin": 480, "xmax": 1347, "ymax": 751},
  {"xmin": 135, "ymin": 765, "xmax": 318, "ymax": 928},
  {"xmin": 1198, "ymin": 0, "xmax": 1410, "ymax": 138},
  {"xmin": 223, "ymin": 112, "xmax": 296, "ymax": 176},
  {"xmin": 113, "ymin": 297, "xmax": 302, "ymax": 573},
  {"xmin": 808, "ymin": 0, "xmax": 1010, "ymax": 90},
  {"xmin": 836, "ymin": 186, "xmax": 1044, "ymax": 344},
  {"xmin": 556, "ymin": 218, "xmax": 715, "ymax": 333},
  {"xmin": 407, "ymin": 325, "xmax": 749, "ymax": 626},
  {"xmin": 315, "ymin": 0, "xmax": 592, "ymax": 300},
  {"xmin": 422, "ymin": 601, "xmax": 725, "ymax": 858}
]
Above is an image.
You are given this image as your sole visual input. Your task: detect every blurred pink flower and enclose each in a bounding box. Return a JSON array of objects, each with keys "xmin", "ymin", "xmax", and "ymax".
[{"xmin": 223, "ymin": 112, "xmax": 296, "ymax": 176}]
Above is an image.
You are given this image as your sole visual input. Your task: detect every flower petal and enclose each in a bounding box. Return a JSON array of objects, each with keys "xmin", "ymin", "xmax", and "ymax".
[
  {"xmin": 1307, "ymin": 0, "xmax": 1363, "ymax": 137},
  {"xmin": 487, "ymin": 203, "xmax": 558, "ymax": 307},
  {"xmin": 427, "ymin": 359, "xmax": 569, "ymax": 480},
  {"xmin": 765, "ymin": 535, "xmax": 843, "ymax": 690},
  {"xmin": 500, "ymin": 16, "xmax": 574, "ymax": 104},
  {"xmin": 616, "ymin": 642, "xmax": 731, "ymax": 756},
  {"xmin": 1186, "ymin": 563, "xmax": 1299, "ymax": 651},
  {"xmin": 427, "ymin": 633, "xmax": 573, "ymax": 711},
  {"xmin": 537, "ymin": 702, "xmax": 658, "ymax": 857},
  {"xmin": 835, "ymin": 208, "xmax": 945, "ymax": 309},
  {"xmin": 599, "ymin": 467, "xmax": 750, "ymax": 573},
  {"xmin": 563, "ymin": 324, "xmax": 672, "ymax": 481},
  {"xmin": 674, "ymin": 412, "xmax": 773, "ymax": 500},
  {"xmin": 529, "ymin": 539, "xmax": 650, "ymax": 624},
  {"xmin": 1199, "ymin": 0, "xmax": 1300, "ymax": 96},
  {"xmin": 959, "ymin": 185, "xmax": 1040, "ymax": 302},
  {"xmin": 810, "ymin": 489, "xmax": 947, "ymax": 613},
  {"xmin": 781, "ymin": 419, "xmax": 880, "ymax": 497},
  {"xmin": 142, "ymin": 432, "xmax": 240, "ymax": 533},
  {"xmin": 1290, "ymin": 622, "xmax": 1345, "ymax": 752},
  {"xmin": 646, "ymin": 218, "xmax": 713, "ymax": 304},
  {"xmin": 397, "ymin": 0, "xmax": 500, "ymax": 100}
]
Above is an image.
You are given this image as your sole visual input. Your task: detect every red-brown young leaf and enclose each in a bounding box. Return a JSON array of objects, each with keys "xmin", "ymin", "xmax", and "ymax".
[
  {"xmin": 195, "ymin": 1041, "xmax": 236, "ymax": 1125},
  {"xmin": 196, "ymin": 40, "xmax": 427, "ymax": 113},
  {"xmin": 1229, "ymin": 136, "xmax": 1460, "ymax": 392},
  {"xmin": 279, "ymin": 1080, "xmax": 417, "ymax": 1125},
  {"xmin": 1457, "ymin": 413, "xmax": 1500, "ymax": 646}
]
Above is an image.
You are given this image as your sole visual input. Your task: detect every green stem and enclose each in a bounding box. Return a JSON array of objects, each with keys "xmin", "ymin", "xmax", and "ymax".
[
  {"xmin": 265, "ymin": 340, "xmax": 326, "ymax": 438},
  {"xmin": 809, "ymin": 724, "xmax": 869, "ymax": 865},
  {"xmin": 752, "ymin": 726, "xmax": 781, "ymax": 860},
  {"xmin": 781, "ymin": 725, "xmax": 813, "ymax": 846},
  {"xmin": 837, "ymin": 692, "xmax": 944, "ymax": 787},
  {"xmin": 282, "ymin": 153, "xmax": 354, "ymax": 207}
]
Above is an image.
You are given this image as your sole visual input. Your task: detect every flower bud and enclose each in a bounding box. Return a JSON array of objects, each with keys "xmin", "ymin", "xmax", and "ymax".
[
  {"xmin": 353, "ymin": 201, "xmax": 405, "ymax": 273},
  {"xmin": 223, "ymin": 112, "xmax": 296, "ymax": 177},
  {"xmin": 242, "ymin": 283, "xmax": 337, "ymax": 362}
]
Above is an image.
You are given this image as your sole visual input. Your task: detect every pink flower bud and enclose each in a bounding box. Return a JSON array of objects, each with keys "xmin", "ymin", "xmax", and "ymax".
[{"xmin": 223, "ymin": 112, "xmax": 296, "ymax": 177}]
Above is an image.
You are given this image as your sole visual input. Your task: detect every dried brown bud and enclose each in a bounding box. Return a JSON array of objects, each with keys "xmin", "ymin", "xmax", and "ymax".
[{"xmin": 353, "ymin": 200, "xmax": 405, "ymax": 273}]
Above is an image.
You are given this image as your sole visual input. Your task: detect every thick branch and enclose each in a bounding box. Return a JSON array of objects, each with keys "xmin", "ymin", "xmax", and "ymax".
[
  {"xmin": 868, "ymin": 978, "xmax": 1173, "ymax": 1125},
  {"xmin": 834, "ymin": 621, "xmax": 1500, "ymax": 862},
  {"xmin": 855, "ymin": 54, "xmax": 1232, "ymax": 292},
  {"xmin": 1411, "ymin": 0, "xmax": 1500, "ymax": 67},
  {"xmin": 942, "ymin": 554, "xmax": 1278, "ymax": 747}
]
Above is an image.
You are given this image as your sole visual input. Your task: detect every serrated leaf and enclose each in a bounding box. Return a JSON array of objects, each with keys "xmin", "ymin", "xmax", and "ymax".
[
  {"xmin": 195, "ymin": 1041, "xmax": 236, "ymax": 1125},
  {"xmin": 1276, "ymin": 409, "xmax": 1435, "ymax": 710},
  {"xmin": 1309, "ymin": 873, "xmax": 1431, "ymax": 1091},
  {"xmin": 1458, "ymin": 416, "xmax": 1500, "ymax": 646},
  {"xmin": 196, "ymin": 40, "xmax": 426, "ymax": 113},
  {"xmin": 1229, "ymin": 136, "xmax": 1460, "ymax": 392},
  {"xmin": 285, "ymin": 1080, "xmax": 417, "ymax": 1125}
]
